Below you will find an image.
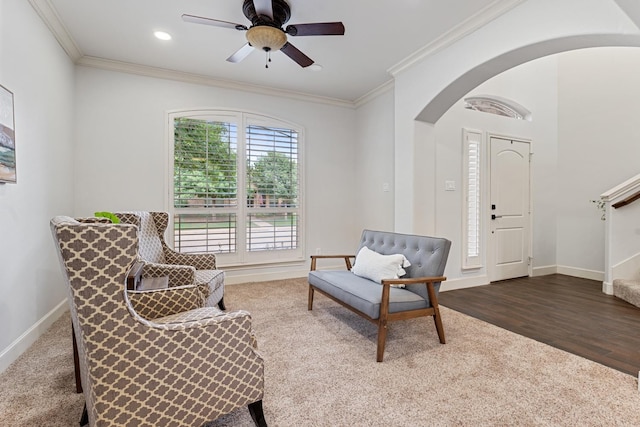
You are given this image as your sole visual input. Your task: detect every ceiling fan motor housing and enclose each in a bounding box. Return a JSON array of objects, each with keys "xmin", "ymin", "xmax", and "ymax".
[{"xmin": 242, "ymin": 0, "xmax": 291, "ymax": 27}]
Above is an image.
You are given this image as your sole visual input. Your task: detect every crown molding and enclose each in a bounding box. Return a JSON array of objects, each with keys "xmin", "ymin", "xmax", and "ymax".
[
  {"xmin": 77, "ymin": 56, "xmax": 355, "ymax": 109},
  {"xmin": 388, "ymin": 0, "xmax": 526, "ymax": 76},
  {"xmin": 28, "ymin": 0, "xmax": 354, "ymax": 108},
  {"xmin": 354, "ymin": 79, "xmax": 394, "ymax": 108},
  {"xmin": 28, "ymin": 0, "xmax": 82, "ymax": 61}
]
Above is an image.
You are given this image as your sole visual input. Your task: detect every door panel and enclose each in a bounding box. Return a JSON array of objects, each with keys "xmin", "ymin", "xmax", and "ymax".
[{"xmin": 489, "ymin": 137, "xmax": 530, "ymax": 282}]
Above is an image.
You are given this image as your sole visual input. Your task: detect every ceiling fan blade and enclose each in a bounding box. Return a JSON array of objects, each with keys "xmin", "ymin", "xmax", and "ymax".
[
  {"xmin": 182, "ymin": 14, "xmax": 248, "ymax": 31},
  {"xmin": 280, "ymin": 42, "xmax": 314, "ymax": 68},
  {"xmin": 227, "ymin": 43, "xmax": 255, "ymax": 63},
  {"xmin": 285, "ymin": 22, "xmax": 345, "ymax": 37},
  {"xmin": 252, "ymin": 0, "xmax": 274, "ymax": 18}
]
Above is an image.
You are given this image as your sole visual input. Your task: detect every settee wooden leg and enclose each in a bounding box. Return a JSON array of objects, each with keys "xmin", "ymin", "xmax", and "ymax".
[
  {"xmin": 248, "ymin": 400, "xmax": 267, "ymax": 427},
  {"xmin": 217, "ymin": 297, "xmax": 226, "ymax": 311},
  {"xmin": 308, "ymin": 286, "xmax": 314, "ymax": 310},
  {"xmin": 433, "ymin": 309, "xmax": 446, "ymax": 344},
  {"xmin": 376, "ymin": 321, "xmax": 388, "ymax": 362}
]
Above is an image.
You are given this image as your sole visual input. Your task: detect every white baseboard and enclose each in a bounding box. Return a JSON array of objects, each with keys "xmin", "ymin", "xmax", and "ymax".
[
  {"xmin": 224, "ymin": 267, "xmax": 309, "ymax": 285},
  {"xmin": 532, "ymin": 265, "xmax": 557, "ymax": 276},
  {"xmin": 0, "ymin": 299, "xmax": 68, "ymax": 374},
  {"xmin": 223, "ymin": 261, "xmax": 357, "ymax": 285},
  {"xmin": 440, "ymin": 275, "xmax": 489, "ymax": 292},
  {"xmin": 556, "ymin": 265, "xmax": 604, "ymax": 281},
  {"xmin": 602, "ymin": 281, "xmax": 614, "ymax": 295}
]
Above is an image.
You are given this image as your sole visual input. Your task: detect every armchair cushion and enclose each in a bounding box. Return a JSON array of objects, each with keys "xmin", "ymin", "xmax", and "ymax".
[
  {"xmin": 152, "ymin": 306, "xmax": 224, "ymax": 324},
  {"xmin": 127, "ymin": 285, "xmax": 204, "ymax": 320}
]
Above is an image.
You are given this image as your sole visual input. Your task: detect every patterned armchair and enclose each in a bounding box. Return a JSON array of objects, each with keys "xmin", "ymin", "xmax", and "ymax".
[
  {"xmin": 114, "ymin": 211, "xmax": 226, "ymax": 310},
  {"xmin": 50, "ymin": 216, "xmax": 266, "ymax": 427}
]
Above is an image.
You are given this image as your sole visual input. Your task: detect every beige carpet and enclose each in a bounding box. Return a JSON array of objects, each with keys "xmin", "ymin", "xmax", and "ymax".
[{"xmin": 1, "ymin": 278, "xmax": 639, "ymax": 426}]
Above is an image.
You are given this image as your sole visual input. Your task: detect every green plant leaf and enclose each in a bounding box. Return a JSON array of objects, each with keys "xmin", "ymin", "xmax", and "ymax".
[{"xmin": 94, "ymin": 211, "xmax": 121, "ymax": 224}]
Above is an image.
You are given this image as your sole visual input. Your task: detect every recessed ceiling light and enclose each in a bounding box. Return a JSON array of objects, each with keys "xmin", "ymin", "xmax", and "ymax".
[
  {"xmin": 154, "ymin": 31, "xmax": 172, "ymax": 41},
  {"xmin": 308, "ymin": 64, "xmax": 323, "ymax": 71}
]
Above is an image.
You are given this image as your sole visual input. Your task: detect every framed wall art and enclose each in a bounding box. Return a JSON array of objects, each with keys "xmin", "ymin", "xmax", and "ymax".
[{"xmin": 0, "ymin": 84, "xmax": 16, "ymax": 184}]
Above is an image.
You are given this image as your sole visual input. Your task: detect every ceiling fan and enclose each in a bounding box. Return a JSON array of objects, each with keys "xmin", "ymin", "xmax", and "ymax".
[{"xmin": 182, "ymin": 0, "xmax": 345, "ymax": 68}]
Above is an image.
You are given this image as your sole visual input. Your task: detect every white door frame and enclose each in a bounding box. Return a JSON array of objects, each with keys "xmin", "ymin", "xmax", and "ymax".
[{"xmin": 486, "ymin": 132, "xmax": 533, "ymax": 282}]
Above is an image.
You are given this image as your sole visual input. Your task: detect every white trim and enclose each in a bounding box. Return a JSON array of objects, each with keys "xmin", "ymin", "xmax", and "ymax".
[
  {"xmin": 600, "ymin": 172, "xmax": 640, "ymax": 202},
  {"xmin": 612, "ymin": 252, "xmax": 640, "ymax": 281},
  {"xmin": 602, "ymin": 281, "xmax": 613, "ymax": 295},
  {"xmin": 532, "ymin": 265, "xmax": 557, "ymax": 277},
  {"xmin": 440, "ymin": 275, "xmax": 490, "ymax": 292},
  {"xmin": 28, "ymin": 0, "xmax": 82, "ymax": 61},
  {"xmin": 77, "ymin": 56, "xmax": 354, "ymax": 109},
  {"xmin": 556, "ymin": 265, "xmax": 604, "ymax": 282},
  {"xmin": 0, "ymin": 299, "xmax": 68, "ymax": 374},
  {"xmin": 354, "ymin": 79, "xmax": 394, "ymax": 108},
  {"xmin": 388, "ymin": 0, "xmax": 526, "ymax": 76},
  {"xmin": 223, "ymin": 263, "xmax": 311, "ymax": 285}
]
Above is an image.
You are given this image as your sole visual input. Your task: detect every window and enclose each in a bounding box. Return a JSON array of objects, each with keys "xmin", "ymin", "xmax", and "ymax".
[
  {"xmin": 464, "ymin": 95, "xmax": 532, "ymax": 121},
  {"xmin": 462, "ymin": 129, "xmax": 482, "ymax": 269},
  {"xmin": 170, "ymin": 110, "xmax": 303, "ymax": 265}
]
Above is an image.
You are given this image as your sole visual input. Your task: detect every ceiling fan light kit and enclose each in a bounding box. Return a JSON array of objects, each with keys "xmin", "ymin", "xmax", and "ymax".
[
  {"xmin": 246, "ymin": 26, "xmax": 287, "ymax": 52},
  {"xmin": 182, "ymin": 0, "xmax": 345, "ymax": 68}
]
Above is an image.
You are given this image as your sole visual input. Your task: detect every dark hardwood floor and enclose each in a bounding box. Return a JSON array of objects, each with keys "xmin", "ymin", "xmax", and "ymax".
[{"xmin": 438, "ymin": 274, "xmax": 640, "ymax": 376}]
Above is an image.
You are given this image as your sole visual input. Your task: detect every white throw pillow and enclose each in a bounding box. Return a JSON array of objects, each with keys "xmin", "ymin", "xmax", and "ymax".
[{"xmin": 351, "ymin": 246, "xmax": 411, "ymax": 285}]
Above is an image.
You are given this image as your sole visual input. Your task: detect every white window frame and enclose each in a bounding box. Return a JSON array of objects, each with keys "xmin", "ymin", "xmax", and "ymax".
[
  {"xmin": 168, "ymin": 109, "xmax": 305, "ymax": 266},
  {"xmin": 462, "ymin": 128, "xmax": 483, "ymax": 269}
]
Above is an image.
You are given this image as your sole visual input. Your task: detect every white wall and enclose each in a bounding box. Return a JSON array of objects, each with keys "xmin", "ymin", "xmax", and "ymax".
[
  {"xmin": 557, "ymin": 47, "xmax": 640, "ymax": 276},
  {"xmin": 0, "ymin": 0, "xmax": 76, "ymax": 371},
  {"xmin": 73, "ymin": 67, "xmax": 359, "ymax": 281},
  {"xmin": 354, "ymin": 87, "xmax": 395, "ymax": 234}
]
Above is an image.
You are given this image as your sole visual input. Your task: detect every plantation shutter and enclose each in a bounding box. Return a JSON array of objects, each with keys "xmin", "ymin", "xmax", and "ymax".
[
  {"xmin": 173, "ymin": 117, "xmax": 238, "ymax": 253},
  {"xmin": 245, "ymin": 124, "xmax": 299, "ymax": 252},
  {"xmin": 463, "ymin": 129, "xmax": 482, "ymax": 269}
]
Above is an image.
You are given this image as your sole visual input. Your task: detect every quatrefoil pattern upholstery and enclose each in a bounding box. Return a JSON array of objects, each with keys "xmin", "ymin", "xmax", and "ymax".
[
  {"xmin": 50, "ymin": 216, "xmax": 264, "ymax": 426},
  {"xmin": 115, "ymin": 211, "xmax": 225, "ymax": 308}
]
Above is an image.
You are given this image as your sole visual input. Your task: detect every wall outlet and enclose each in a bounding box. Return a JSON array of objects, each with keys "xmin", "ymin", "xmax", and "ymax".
[{"xmin": 316, "ymin": 248, "xmax": 321, "ymax": 255}]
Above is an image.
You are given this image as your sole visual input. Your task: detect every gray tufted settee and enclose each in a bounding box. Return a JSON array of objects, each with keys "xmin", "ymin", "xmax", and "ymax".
[{"xmin": 308, "ymin": 229, "xmax": 451, "ymax": 362}]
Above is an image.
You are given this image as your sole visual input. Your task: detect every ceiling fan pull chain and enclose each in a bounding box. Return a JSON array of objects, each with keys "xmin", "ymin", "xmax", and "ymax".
[{"xmin": 265, "ymin": 50, "xmax": 272, "ymax": 68}]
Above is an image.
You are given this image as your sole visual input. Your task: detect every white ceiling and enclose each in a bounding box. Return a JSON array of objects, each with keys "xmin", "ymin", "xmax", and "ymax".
[{"xmin": 36, "ymin": 0, "xmax": 520, "ymax": 103}]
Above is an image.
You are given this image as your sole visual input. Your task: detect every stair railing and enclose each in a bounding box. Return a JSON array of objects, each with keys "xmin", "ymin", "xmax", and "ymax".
[{"xmin": 601, "ymin": 172, "xmax": 640, "ymax": 294}]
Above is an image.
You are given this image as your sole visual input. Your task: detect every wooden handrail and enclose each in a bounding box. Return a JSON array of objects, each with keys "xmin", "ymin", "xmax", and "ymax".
[{"xmin": 612, "ymin": 190, "xmax": 640, "ymax": 209}]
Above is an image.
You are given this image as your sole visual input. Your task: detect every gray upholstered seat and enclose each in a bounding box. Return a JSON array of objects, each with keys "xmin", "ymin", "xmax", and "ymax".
[{"xmin": 309, "ymin": 270, "xmax": 430, "ymax": 318}]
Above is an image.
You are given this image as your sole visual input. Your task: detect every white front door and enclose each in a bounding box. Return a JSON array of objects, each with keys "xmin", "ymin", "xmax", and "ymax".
[{"xmin": 488, "ymin": 136, "xmax": 531, "ymax": 282}]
